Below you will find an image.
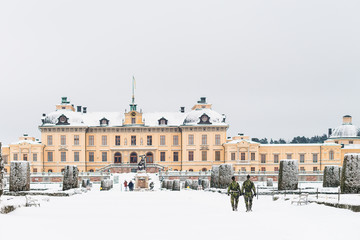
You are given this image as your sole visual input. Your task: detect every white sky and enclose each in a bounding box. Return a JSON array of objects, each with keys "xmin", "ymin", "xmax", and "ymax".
[{"xmin": 1, "ymin": 0, "xmax": 360, "ymax": 144}]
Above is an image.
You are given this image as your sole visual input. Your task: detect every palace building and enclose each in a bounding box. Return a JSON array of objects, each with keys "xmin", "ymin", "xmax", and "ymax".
[{"xmin": 2, "ymin": 96, "xmax": 360, "ymax": 174}]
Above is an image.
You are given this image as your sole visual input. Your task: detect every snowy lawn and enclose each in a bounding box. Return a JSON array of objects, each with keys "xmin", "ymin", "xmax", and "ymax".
[{"xmin": 1, "ymin": 187, "xmax": 359, "ymax": 240}]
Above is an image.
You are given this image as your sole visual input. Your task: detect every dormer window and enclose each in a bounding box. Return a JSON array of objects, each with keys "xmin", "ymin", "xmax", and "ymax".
[
  {"xmin": 100, "ymin": 118, "xmax": 109, "ymax": 126},
  {"xmin": 199, "ymin": 113, "xmax": 211, "ymax": 124},
  {"xmin": 158, "ymin": 117, "xmax": 168, "ymax": 126},
  {"xmin": 57, "ymin": 114, "xmax": 69, "ymax": 125}
]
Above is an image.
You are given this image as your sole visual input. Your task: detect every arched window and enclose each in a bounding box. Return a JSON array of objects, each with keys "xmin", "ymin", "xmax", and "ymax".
[
  {"xmin": 189, "ymin": 169, "xmax": 193, "ymax": 172},
  {"xmin": 202, "ymin": 168, "xmax": 207, "ymax": 172},
  {"xmin": 61, "ymin": 168, "xmax": 65, "ymax": 173},
  {"xmin": 329, "ymin": 150, "xmax": 334, "ymax": 160},
  {"xmin": 48, "ymin": 169, "xmax": 53, "ymax": 173},
  {"xmin": 89, "ymin": 169, "xmax": 94, "ymax": 173},
  {"xmin": 174, "ymin": 169, "xmax": 178, "ymax": 171},
  {"xmin": 114, "ymin": 152, "xmax": 122, "ymax": 163},
  {"xmin": 130, "ymin": 152, "xmax": 138, "ymax": 164},
  {"xmin": 146, "ymin": 152, "xmax": 154, "ymax": 163}
]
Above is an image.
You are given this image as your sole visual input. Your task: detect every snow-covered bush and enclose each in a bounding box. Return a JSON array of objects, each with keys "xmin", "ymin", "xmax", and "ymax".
[
  {"xmin": 101, "ymin": 179, "xmax": 113, "ymax": 191},
  {"xmin": 201, "ymin": 179, "xmax": 210, "ymax": 189},
  {"xmin": 278, "ymin": 160, "xmax": 298, "ymax": 190},
  {"xmin": 323, "ymin": 166, "xmax": 341, "ymax": 188},
  {"xmin": 9, "ymin": 161, "xmax": 30, "ymax": 192},
  {"xmin": 210, "ymin": 165, "xmax": 219, "ymax": 188},
  {"xmin": 161, "ymin": 180, "xmax": 167, "ymax": 189},
  {"xmin": 191, "ymin": 180, "xmax": 199, "ymax": 190},
  {"xmin": 267, "ymin": 178, "xmax": 273, "ymax": 187},
  {"xmin": 219, "ymin": 164, "xmax": 233, "ymax": 189},
  {"xmin": 81, "ymin": 179, "xmax": 91, "ymax": 188},
  {"xmin": 172, "ymin": 179, "xmax": 180, "ymax": 191},
  {"xmin": 63, "ymin": 165, "xmax": 79, "ymax": 191},
  {"xmin": 166, "ymin": 180, "xmax": 173, "ymax": 190},
  {"xmin": 341, "ymin": 154, "xmax": 360, "ymax": 194},
  {"xmin": 185, "ymin": 179, "xmax": 192, "ymax": 189}
]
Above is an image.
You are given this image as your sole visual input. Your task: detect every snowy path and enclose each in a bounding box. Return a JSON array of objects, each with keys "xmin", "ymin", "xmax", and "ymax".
[{"xmin": 1, "ymin": 188, "xmax": 359, "ymax": 240}]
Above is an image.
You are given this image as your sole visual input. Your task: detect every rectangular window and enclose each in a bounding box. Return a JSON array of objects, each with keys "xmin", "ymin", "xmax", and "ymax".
[
  {"xmin": 160, "ymin": 152, "xmax": 166, "ymax": 162},
  {"xmin": 300, "ymin": 154, "xmax": 305, "ymax": 163},
  {"xmin": 313, "ymin": 166, "xmax": 318, "ymax": 172},
  {"xmin": 215, "ymin": 134, "xmax": 221, "ymax": 145},
  {"xmin": 274, "ymin": 154, "xmax": 279, "ymax": 163},
  {"xmin": 47, "ymin": 135, "xmax": 53, "ymax": 146},
  {"xmin": 286, "ymin": 154, "xmax": 292, "ymax": 160},
  {"xmin": 313, "ymin": 153, "xmax": 318, "ymax": 163},
  {"xmin": 61, "ymin": 152, "xmax": 66, "ymax": 162},
  {"xmin": 261, "ymin": 167, "xmax": 266, "ymax": 172},
  {"xmin": 241, "ymin": 152, "xmax": 246, "ymax": 161},
  {"xmin": 74, "ymin": 135, "xmax": 80, "ymax": 145},
  {"xmin": 202, "ymin": 151, "xmax": 207, "ymax": 161},
  {"xmin": 88, "ymin": 135, "xmax": 94, "ymax": 146},
  {"xmin": 274, "ymin": 167, "xmax": 279, "ymax": 172},
  {"xmin": 131, "ymin": 117, "xmax": 136, "ymax": 124},
  {"xmin": 261, "ymin": 154, "xmax": 266, "ymax": 163},
  {"xmin": 115, "ymin": 136, "xmax": 121, "ymax": 146},
  {"xmin": 215, "ymin": 151, "xmax": 221, "ymax": 161},
  {"xmin": 173, "ymin": 135, "xmax": 179, "ymax": 146},
  {"xmin": 188, "ymin": 151, "xmax": 194, "ymax": 161},
  {"xmin": 188, "ymin": 134, "xmax": 194, "ymax": 145},
  {"xmin": 33, "ymin": 168, "xmax": 37, "ymax": 173},
  {"xmin": 173, "ymin": 152, "xmax": 179, "ymax": 162},
  {"xmin": 349, "ymin": 141, "xmax": 354, "ymax": 144},
  {"xmin": 102, "ymin": 135, "xmax": 107, "ymax": 146},
  {"xmin": 300, "ymin": 167, "xmax": 305, "ymax": 172},
  {"xmin": 33, "ymin": 153, "xmax": 37, "ymax": 162},
  {"xmin": 89, "ymin": 152, "xmax": 94, "ymax": 162},
  {"xmin": 231, "ymin": 152, "xmax": 236, "ymax": 161},
  {"xmin": 251, "ymin": 167, "xmax": 255, "ymax": 173},
  {"xmin": 202, "ymin": 135, "xmax": 207, "ymax": 145},
  {"xmin": 61, "ymin": 135, "xmax": 66, "ymax": 146},
  {"xmin": 74, "ymin": 152, "xmax": 79, "ymax": 162},
  {"xmin": 47, "ymin": 152, "xmax": 53, "ymax": 162},
  {"xmin": 160, "ymin": 135, "xmax": 166, "ymax": 146},
  {"xmin": 329, "ymin": 151, "xmax": 334, "ymax": 160},
  {"xmin": 147, "ymin": 136, "xmax": 152, "ymax": 146},
  {"xmin": 241, "ymin": 167, "xmax": 246, "ymax": 172},
  {"xmin": 23, "ymin": 154, "xmax": 28, "ymax": 161},
  {"xmin": 131, "ymin": 136, "xmax": 136, "ymax": 146},
  {"xmin": 251, "ymin": 153, "xmax": 255, "ymax": 161},
  {"xmin": 14, "ymin": 153, "xmax": 18, "ymax": 161},
  {"xmin": 102, "ymin": 152, "xmax": 107, "ymax": 162}
]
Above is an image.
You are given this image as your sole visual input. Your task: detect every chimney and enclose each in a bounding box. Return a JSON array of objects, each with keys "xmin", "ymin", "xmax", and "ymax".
[
  {"xmin": 180, "ymin": 107, "xmax": 185, "ymax": 113},
  {"xmin": 42, "ymin": 113, "xmax": 46, "ymax": 117},
  {"xmin": 83, "ymin": 107, "xmax": 87, "ymax": 114},
  {"xmin": 238, "ymin": 133, "xmax": 244, "ymax": 136},
  {"xmin": 23, "ymin": 133, "xmax": 28, "ymax": 137},
  {"xmin": 328, "ymin": 128, "xmax": 333, "ymax": 138},
  {"xmin": 77, "ymin": 106, "xmax": 82, "ymax": 112},
  {"xmin": 198, "ymin": 97, "xmax": 206, "ymax": 104},
  {"xmin": 343, "ymin": 115, "xmax": 352, "ymax": 125}
]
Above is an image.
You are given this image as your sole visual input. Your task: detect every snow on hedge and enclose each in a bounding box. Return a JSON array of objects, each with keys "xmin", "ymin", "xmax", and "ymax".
[
  {"xmin": 9, "ymin": 161, "xmax": 30, "ymax": 192},
  {"xmin": 185, "ymin": 179, "xmax": 192, "ymax": 189},
  {"xmin": 219, "ymin": 164, "xmax": 233, "ymax": 189},
  {"xmin": 161, "ymin": 180, "xmax": 167, "ymax": 189},
  {"xmin": 267, "ymin": 178, "xmax": 273, "ymax": 187},
  {"xmin": 166, "ymin": 180, "xmax": 174, "ymax": 190},
  {"xmin": 323, "ymin": 166, "xmax": 341, "ymax": 188},
  {"xmin": 341, "ymin": 154, "xmax": 360, "ymax": 194},
  {"xmin": 278, "ymin": 160, "xmax": 298, "ymax": 190},
  {"xmin": 172, "ymin": 179, "xmax": 180, "ymax": 191},
  {"xmin": 191, "ymin": 180, "xmax": 199, "ymax": 190},
  {"xmin": 201, "ymin": 179, "xmax": 210, "ymax": 189},
  {"xmin": 211, "ymin": 165, "xmax": 219, "ymax": 188},
  {"xmin": 63, "ymin": 165, "xmax": 79, "ymax": 191},
  {"xmin": 101, "ymin": 179, "xmax": 113, "ymax": 191}
]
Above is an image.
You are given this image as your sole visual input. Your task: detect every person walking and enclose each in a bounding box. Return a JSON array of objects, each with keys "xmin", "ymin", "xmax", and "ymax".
[
  {"xmin": 128, "ymin": 181, "xmax": 134, "ymax": 191},
  {"xmin": 227, "ymin": 176, "xmax": 241, "ymax": 211},
  {"xmin": 241, "ymin": 175, "xmax": 256, "ymax": 212},
  {"xmin": 124, "ymin": 180, "xmax": 128, "ymax": 191}
]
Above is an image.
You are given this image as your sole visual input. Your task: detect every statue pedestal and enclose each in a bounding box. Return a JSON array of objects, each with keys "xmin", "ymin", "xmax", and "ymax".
[{"xmin": 135, "ymin": 170, "xmax": 149, "ymax": 190}]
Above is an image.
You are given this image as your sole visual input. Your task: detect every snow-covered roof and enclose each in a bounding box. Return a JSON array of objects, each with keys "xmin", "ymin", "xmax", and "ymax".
[
  {"xmin": 224, "ymin": 139, "xmax": 259, "ymax": 145},
  {"xmin": 259, "ymin": 143, "xmax": 339, "ymax": 147},
  {"xmin": 330, "ymin": 124, "xmax": 360, "ymax": 139},
  {"xmin": 11, "ymin": 139, "xmax": 42, "ymax": 145},
  {"xmin": 183, "ymin": 108, "xmax": 227, "ymax": 126},
  {"xmin": 343, "ymin": 144, "xmax": 360, "ymax": 149}
]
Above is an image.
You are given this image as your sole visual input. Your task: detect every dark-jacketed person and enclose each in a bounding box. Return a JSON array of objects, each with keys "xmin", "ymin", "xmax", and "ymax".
[{"xmin": 241, "ymin": 175, "xmax": 256, "ymax": 212}]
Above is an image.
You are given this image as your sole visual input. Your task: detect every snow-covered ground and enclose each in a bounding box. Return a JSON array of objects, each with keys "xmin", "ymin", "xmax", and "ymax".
[{"xmin": 1, "ymin": 185, "xmax": 359, "ymax": 240}]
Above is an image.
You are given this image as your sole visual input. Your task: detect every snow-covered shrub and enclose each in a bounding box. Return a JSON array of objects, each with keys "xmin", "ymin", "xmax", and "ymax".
[
  {"xmin": 191, "ymin": 180, "xmax": 199, "ymax": 190},
  {"xmin": 278, "ymin": 160, "xmax": 298, "ymax": 190},
  {"xmin": 166, "ymin": 180, "xmax": 173, "ymax": 190},
  {"xmin": 172, "ymin": 179, "xmax": 180, "ymax": 191},
  {"xmin": 161, "ymin": 180, "xmax": 167, "ymax": 189},
  {"xmin": 211, "ymin": 165, "xmax": 219, "ymax": 188},
  {"xmin": 219, "ymin": 164, "xmax": 233, "ymax": 189},
  {"xmin": 201, "ymin": 179, "xmax": 210, "ymax": 189},
  {"xmin": 323, "ymin": 166, "xmax": 341, "ymax": 188},
  {"xmin": 81, "ymin": 179, "xmax": 91, "ymax": 188},
  {"xmin": 9, "ymin": 161, "xmax": 30, "ymax": 192},
  {"xmin": 185, "ymin": 179, "xmax": 192, "ymax": 189},
  {"xmin": 63, "ymin": 165, "xmax": 79, "ymax": 191},
  {"xmin": 101, "ymin": 179, "xmax": 113, "ymax": 191},
  {"xmin": 341, "ymin": 154, "xmax": 360, "ymax": 194},
  {"xmin": 267, "ymin": 178, "xmax": 273, "ymax": 187}
]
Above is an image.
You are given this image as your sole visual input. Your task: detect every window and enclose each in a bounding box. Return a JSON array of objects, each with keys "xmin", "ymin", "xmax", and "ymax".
[
  {"xmin": 114, "ymin": 152, "xmax": 122, "ymax": 163},
  {"xmin": 188, "ymin": 151, "xmax": 194, "ymax": 161},
  {"xmin": 146, "ymin": 152, "xmax": 154, "ymax": 163},
  {"xmin": 160, "ymin": 152, "xmax": 165, "ymax": 162},
  {"xmin": 251, "ymin": 167, "xmax": 255, "ymax": 173},
  {"xmin": 33, "ymin": 168, "xmax": 37, "ymax": 173},
  {"xmin": 349, "ymin": 141, "xmax": 354, "ymax": 144},
  {"xmin": 102, "ymin": 136, "xmax": 107, "ymax": 146},
  {"xmin": 241, "ymin": 152, "xmax": 246, "ymax": 161},
  {"xmin": 300, "ymin": 167, "xmax": 305, "ymax": 172},
  {"xmin": 131, "ymin": 136, "xmax": 136, "ymax": 146},
  {"xmin": 47, "ymin": 152, "xmax": 53, "ymax": 162},
  {"xmin": 173, "ymin": 152, "xmax": 179, "ymax": 162},
  {"xmin": 274, "ymin": 154, "xmax": 279, "ymax": 163},
  {"xmin": 47, "ymin": 135, "xmax": 53, "ymax": 145},
  {"xmin": 189, "ymin": 169, "xmax": 193, "ymax": 172},
  {"xmin": 313, "ymin": 153, "xmax": 318, "ymax": 163},
  {"xmin": 202, "ymin": 135, "xmax": 207, "ymax": 145},
  {"xmin": 88, "ymin": 135, "xmax": 94, "ymax": 146},
  {"xmin": 215, "ymin": 134, "xmax": 221, "ymax": 145},
  {"xmin": 61, "ymin": 152, "xmax": 66, "ymax": 162},
  {"xmin": 74, "ymin": 152, "xmax": 79, "ymax": 162},
  {"xmin": 202, "ymin": 168, "xmax": 207, "ymax": 172},
  {"xmin": 335, "ymin": 141, "xmax": 339, "ymax": 144},
  {"xmin": 130, "ymin": 152, "xmax": 138, "ymax": 163},
  {"xmin": 215, "ymin": 151, "xmax": 221, "ymax": 161},
  {"xmin": 102, "ymin": 152, "xmax": 107, "ymax": 162},
  {"xmin": 115, "ymin": 136, "xmax": 121, "ymax": 146},
  {"xmin": 231, "ymin": 153, "xmax": 236, "ymax": 161},
  {"xmin": 61, "ymin": 135, "xmax": 66, "ymax": 146},
  {"xmin": 202, "ymin": 151, "xmax": 207, "ymax": 161},
  {"xmin": 251, "ymin": 153, "xmax": 255, "ymax": 161},
  {"xmin": 131, "ymin": 117, "xmax": 136, "ymax": 124},
  {"xmin": 188, "ymin": 135, "xmax": 194, "ymax": 145},
  {"xmin": 89, "ymin": 169, "xmax": 94, "ymax": 173},
  {"xmin": 274, "ymin": 167, "xmax": 279, "ymax": 172},
  {"xmin": 74, "ymin": 135, "xmax": 79, "ymax": 145},
  {"xmin": 173, "ymin": 135, "xmax": 179, "ymax": 146},
  {"xmin": 261, "ymin": 154, "xmax": 266, "ymax": 163},
  {"xmin": 160, "ymin": 135, "xmax": 166, "ymax": 146},
  {"xmin": 147, "ymin": 136, "xmax": 152, "ymax": 146},
  {"xmin": 300, "ymin": 154, "xmax": 305, "ymax": 163},
  {"xmin": 23, "ymin": 154, "xmax": 28, "ymax": 161},
  {"xmin": 33, "ymin": 153, "xmax": 37, "ymax": 162},
  {"xmin": 89, "ymin": 152, "xmax": 94, "ymax": 162},
  {"xmin": 329, "ymin": 150, "xmax": 334, "ymax": 160},
  {"xmin": 48, "ymin": 169, "xmax": 53, "ymax": 173},
  {"xmin": 241, "ymin": 167, "xmax": 246, "ymax": 172},
  {"xmin": 14, "ymin": 153, "xmax": 18, "ymax": 161},
  {"xmin": 313, "ymin": 166, "xmax": 318, "ymax": 172},
  {"xmin": 286, "ymin": 154, "xmax": 292, "ymax": 160},
  {"xmin": 261, "ymin": 167, "xmax": 266, "ymax": 172}
]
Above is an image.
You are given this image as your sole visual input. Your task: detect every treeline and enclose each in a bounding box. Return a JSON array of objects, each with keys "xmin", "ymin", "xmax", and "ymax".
[{"xmin": 251, "ymin": 134, "xmax": 328, "ymax": 144}]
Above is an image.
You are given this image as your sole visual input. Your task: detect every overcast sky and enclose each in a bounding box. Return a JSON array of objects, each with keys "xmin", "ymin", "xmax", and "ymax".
[{"xmin": 1, "ymin": 0, "xmax": 360, "ymax": 144}]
